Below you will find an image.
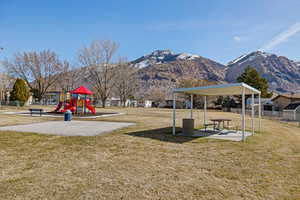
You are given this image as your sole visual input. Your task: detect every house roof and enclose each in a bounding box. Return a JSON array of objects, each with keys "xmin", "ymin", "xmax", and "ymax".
[
  {"xmin": 173, "ymin": 83, "xmax": 260, "ymax": 96},
  {"xmin": 284, "ymin": 102, "xmax": 300, "ymax": 110},
  {"xmin": 271, "ymin": 93, "xmax": 300, "ymax": 101}
]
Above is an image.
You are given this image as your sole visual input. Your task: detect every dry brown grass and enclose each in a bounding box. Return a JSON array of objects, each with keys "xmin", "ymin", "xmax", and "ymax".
[{"xmin": 0, "ymin": 107, "xmax": 300, "ymax": 200}]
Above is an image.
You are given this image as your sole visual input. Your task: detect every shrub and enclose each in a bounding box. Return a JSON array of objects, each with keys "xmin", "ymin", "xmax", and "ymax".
[{"xmin": 10, "ymin": 78, "xmax": 30, "ymax": 106}]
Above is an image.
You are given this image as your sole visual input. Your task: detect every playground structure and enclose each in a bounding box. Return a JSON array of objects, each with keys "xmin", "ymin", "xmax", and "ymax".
[{"xmin": 53, "ymin": 86, "xmax": 96, "ymax": 115}]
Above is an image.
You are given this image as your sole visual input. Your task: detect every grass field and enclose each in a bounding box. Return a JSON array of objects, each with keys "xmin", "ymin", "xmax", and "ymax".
[{"xmin": 0, "ymin": 106, "xmax": 300, "ymax": 200}]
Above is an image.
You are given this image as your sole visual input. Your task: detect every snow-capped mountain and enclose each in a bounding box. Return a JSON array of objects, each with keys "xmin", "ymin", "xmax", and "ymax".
[
  {"xmin": 227, "ymin": 51, "xmax": 273, "ymax": 66},
  {"xmin": 135, "ymin": 50, "xmax": 227, "ymax": 96},
  {"xmin": 131, "ymin": 50, "xmax": 201, "ymax": 68},
  {"xmin": 226, "ymin": 51, "xmax": 300, "ymax": 92}
]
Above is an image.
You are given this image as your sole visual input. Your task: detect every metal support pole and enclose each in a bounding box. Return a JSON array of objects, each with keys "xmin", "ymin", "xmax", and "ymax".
[
  {"xmin": 190, "ymin": 94, "xmax": 193, "ymax": 119},
  {"xmin": 172, "ymin": 92, "xmax": 176, "ymax": 136},
  {"xmin": 258, "ymin": 93, "xmax": 261, "ymax": 133},
  {"xmin": 204, "ymin": 96, "xmax": 207, "ymax": 126},
  {"xmin": 242, "ymin": 87, "xmax": 246, "ymax": 142},
  {"xmin": 251, "ymin": 93, "xmax": 254, "ymax": 134}
]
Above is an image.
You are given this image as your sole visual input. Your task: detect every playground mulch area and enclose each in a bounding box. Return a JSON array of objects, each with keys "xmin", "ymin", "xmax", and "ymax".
[
  {"xmin": 45, "ymin": 111, "xmax": 120, "ymax": 118},
  {"xmin": 2, "ymin": 111, "xmax": 122, "ymax": 118},
  {"xmin": 0, "ymin": 107, "xmax": 300, "ymax": 199}
]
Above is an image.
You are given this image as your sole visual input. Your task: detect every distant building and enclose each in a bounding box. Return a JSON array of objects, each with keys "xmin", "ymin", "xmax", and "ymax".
[
  {"xmin": 137, "ymin": 100, "xmax": 152, "ymax": 108},
  {"xmin": 39, "ymin": 91, "xmax": 61, "ymax": 105},
  {"xmin": 144, "ymin": 100, "xmax": 152, "ymax": 108},
  {"xmin": 99, "ymin": 97, "xmax": 138, "ymax": 107},
  {"xmin": 157, "ymin": 99, "xmax": 184, "ymax": 109},
  {"xmin": 246, "ymin": 98, "xmax": 273, "ymax": 111},
  {"xmin": 283, "ymin": 102, "xmax": 300, "ymax": 121},
  {"xmin": 271, "ymin": 93, "xmax": 300, "ymax": 111}
]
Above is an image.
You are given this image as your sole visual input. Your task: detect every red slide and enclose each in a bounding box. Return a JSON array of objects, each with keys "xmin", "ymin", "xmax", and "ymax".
[
  {"xmin": 53, "ymin": 102, "xmax": 63, "ymax": 112},
  {"xmin": 86, "ymin": 104, "xmax": 96, "ymax": 114},
  {"xmin": 61, "ymin": 102, "xmax": 76, "ymax": 113},
  {"xmin": 86, "ymin": 99, "xmax": 96, "ymax": 114}
]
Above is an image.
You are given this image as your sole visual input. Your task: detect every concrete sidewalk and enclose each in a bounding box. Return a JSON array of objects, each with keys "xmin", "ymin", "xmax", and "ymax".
[
  {"xmin": 180, "ymin": 128, "xmax": 254, "ymax": 141},
  {"xmin": 0, "ymin": 120, "xmax": 134, "ymax": 136}
]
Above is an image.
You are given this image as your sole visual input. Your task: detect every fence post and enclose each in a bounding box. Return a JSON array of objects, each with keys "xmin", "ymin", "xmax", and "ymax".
[{"xmin": 258, "ymin": 93, "xmax": 261, "ymax": 133}]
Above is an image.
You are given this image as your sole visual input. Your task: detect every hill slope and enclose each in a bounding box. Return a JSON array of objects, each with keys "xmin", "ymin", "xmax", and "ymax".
[{"xmin": 226, "ymin": 51, "xmax": 300, "ymax": 92}]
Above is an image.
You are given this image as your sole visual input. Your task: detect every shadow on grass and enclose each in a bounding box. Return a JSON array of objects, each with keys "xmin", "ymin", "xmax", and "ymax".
[{"xmin": 126, "ymin": 127, "xmax": 200, "ymax": 144}]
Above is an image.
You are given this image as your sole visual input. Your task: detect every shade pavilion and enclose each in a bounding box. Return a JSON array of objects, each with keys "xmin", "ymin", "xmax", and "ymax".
[{"xmin": 172, "ymin": 83, "xmax": 261, "ymax": 141}]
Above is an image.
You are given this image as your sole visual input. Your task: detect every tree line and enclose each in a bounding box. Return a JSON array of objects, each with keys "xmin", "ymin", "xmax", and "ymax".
[{"xmin": 1, "ymin": 40, "xmax": 138, "ymax": 107}]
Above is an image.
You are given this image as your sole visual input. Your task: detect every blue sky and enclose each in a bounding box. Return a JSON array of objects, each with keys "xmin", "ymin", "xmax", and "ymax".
[{"xmin": 1, "ymin": 0, "xmax": 300, "ymax": 66}]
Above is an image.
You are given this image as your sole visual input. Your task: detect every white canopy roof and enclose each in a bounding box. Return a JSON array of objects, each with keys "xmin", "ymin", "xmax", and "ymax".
[{"xmin": 173, "ymin": 83, "xmax": 261, "ymax": 96}]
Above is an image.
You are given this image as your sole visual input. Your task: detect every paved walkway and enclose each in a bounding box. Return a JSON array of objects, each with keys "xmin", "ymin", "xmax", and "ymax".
[
  {"xmin": 0, "ymin": 121, "xmax": 134, "ymax": 136},
  {"xmin": 180, "ymin": 128, "xmax": 254, "ymax": 141}
]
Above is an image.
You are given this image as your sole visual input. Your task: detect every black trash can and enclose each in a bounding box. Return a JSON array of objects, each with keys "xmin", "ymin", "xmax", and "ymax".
[
  {"xmin": 182, "ymin": 118, "xmax": 194, "ymax": 136},
  {"xmin": 64, "ymin": 110, "xmax": 72, "ymax": 121}
]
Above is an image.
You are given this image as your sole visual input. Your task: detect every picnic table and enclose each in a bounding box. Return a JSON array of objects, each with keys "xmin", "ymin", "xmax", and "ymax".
[{"xmin": 210, "ymin": 119, "xmax": 232, "ymax": 130}]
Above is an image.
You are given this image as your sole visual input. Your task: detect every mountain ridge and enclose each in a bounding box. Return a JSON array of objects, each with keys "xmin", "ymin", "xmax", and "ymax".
[
  {"xmin": 134, "ymin": 50, "xmax": 227, "ymax": 95},
  {"xmin": 132, "ymin": 49, "xmax": 300, "ymax": 93},
  {"xmin": 225, "ymin": 51, "xmax": 300, "ymax": 92}
]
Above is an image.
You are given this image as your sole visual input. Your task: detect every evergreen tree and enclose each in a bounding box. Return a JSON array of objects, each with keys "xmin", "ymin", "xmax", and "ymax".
[
  {"xmin": 10, "ymin": 78, "xmax": 30, "ymax": 106},
  {"xmin": 237, "ymin": 66, "xmax": 272, "ymax": 98}
]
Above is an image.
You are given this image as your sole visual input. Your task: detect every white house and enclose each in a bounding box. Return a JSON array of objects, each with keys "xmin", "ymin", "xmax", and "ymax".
[
  {"xmin": 144, "ymin": 100, "xmax": 152, "ymax": 108},
  {"xmin": 283, "ymin": 102, "xmax": 300, "ymax": 121}
]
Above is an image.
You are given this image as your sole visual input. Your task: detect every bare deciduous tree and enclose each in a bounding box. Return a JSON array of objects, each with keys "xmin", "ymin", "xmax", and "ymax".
[
  {"xmin": 54, "ymin": 65, "xmax": 82, "ymax": 91},
  {"xmin": 78, "ymin": 40, "xmax": 118, "ymax": 107},
  {"xmin": 177, "ymin": 78, "xmax": 216, "ymax": 108},
  {"xmin": 0, "ymin": 72, "xmax": 13, "ymax": 101},
  {"xmin": 114, "ymin": 58, "xmax": 139, "ymax": 107},
  {"xmin": 147, "ymin": 86, "xmax": 168, "ymax": 105},
  {"xmin": 3, "ymin": 50, "xmax": 69, "ymax": 101}
]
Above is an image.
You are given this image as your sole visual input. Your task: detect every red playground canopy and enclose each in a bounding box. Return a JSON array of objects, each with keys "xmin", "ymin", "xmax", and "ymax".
[{"xmin": 70, "ymin": 86, "xmax": 93, "ymax": 95}]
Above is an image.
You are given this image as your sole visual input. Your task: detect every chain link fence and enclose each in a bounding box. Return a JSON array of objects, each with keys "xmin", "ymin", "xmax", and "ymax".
[{"xmin": 229, "ymin": 107, "xmax": 299, "ymax": 123}]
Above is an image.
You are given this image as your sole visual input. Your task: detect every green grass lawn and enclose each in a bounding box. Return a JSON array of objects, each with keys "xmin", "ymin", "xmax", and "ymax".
[{"xmin": 0, "ymin": 107, "xmax": 300, "ymax": 200}]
